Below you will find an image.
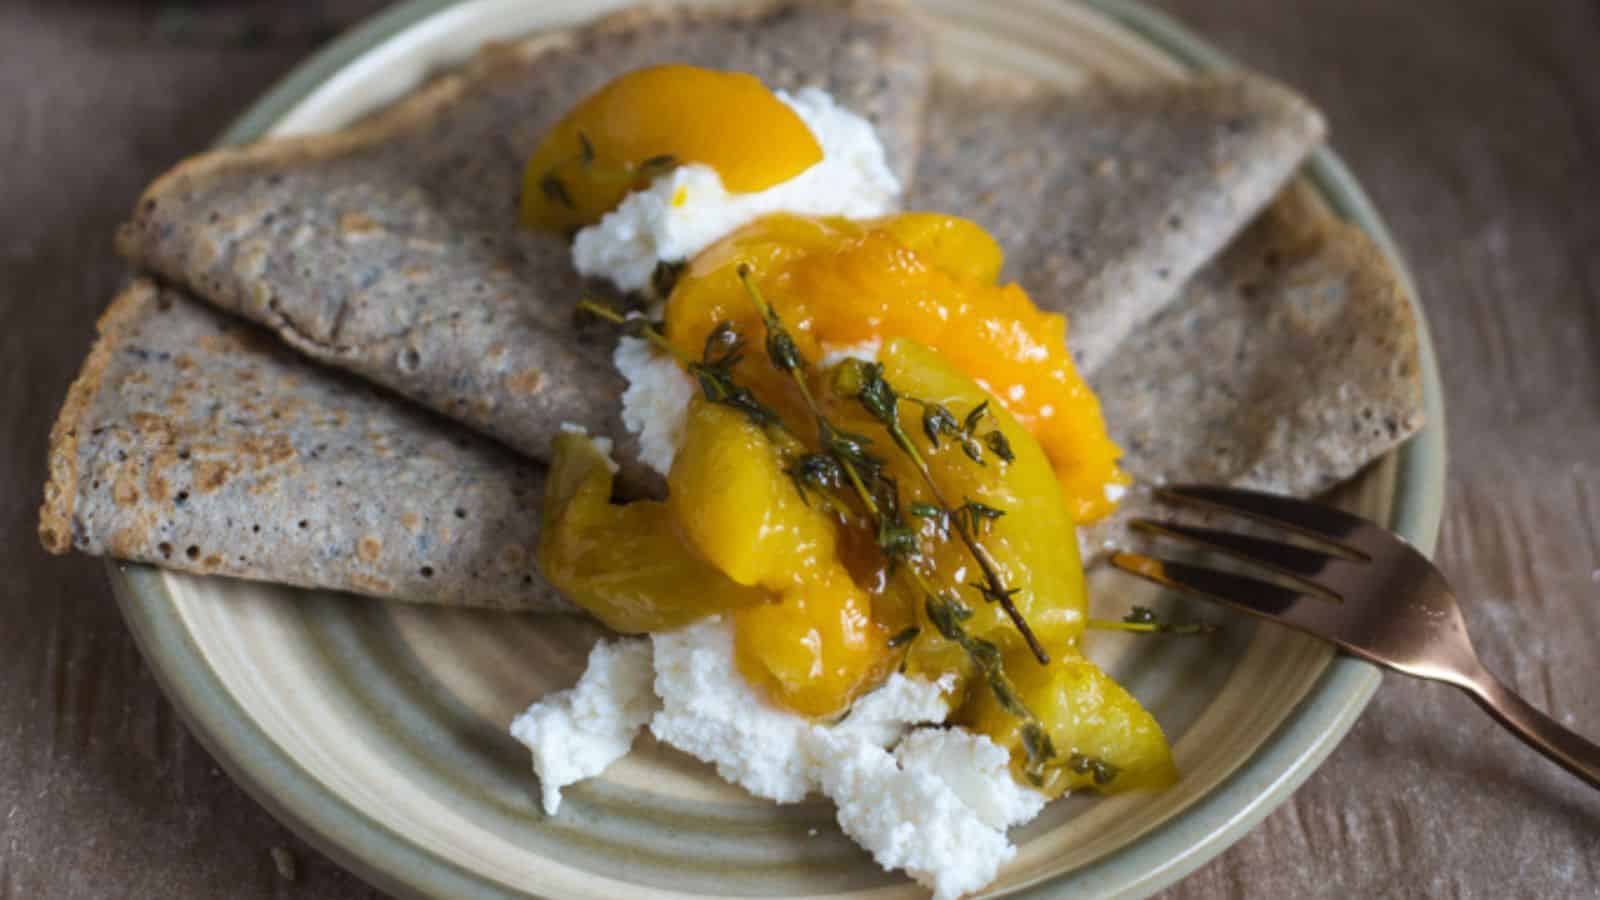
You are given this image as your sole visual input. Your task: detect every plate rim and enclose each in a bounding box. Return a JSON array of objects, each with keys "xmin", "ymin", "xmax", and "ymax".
[{"xmin": 108, "ymin": 0, "xmax": 1449, "ymax": 897}]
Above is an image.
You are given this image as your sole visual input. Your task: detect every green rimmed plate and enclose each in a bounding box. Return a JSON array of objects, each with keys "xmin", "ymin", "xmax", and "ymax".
[{"xmin": 110, "ymin": 1, "xmax": 1447, "ymax": 897}]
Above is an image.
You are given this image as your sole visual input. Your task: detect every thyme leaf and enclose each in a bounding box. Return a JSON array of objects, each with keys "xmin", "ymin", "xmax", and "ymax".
[
  {"xmin": 855, "ymin": 362, "xmax": 900, "ymax": 426},
  {"xmin": 638, "ymin": 153, "xmax": 679, "ymax": 175},
  {"xmin": 921, "ymin": 403, "xmax": 960, "ymax": 448},
  {"xmin": 887, "ymin": 626, "xmax": 921, "ymax": 648},
  {"xmin": 539, "ymin": 173, "xmax": 574, "ymax": 210},
  {"xmin": 788, "ymin": 453, "xmax": 843, "ymax": 496},
  {"xmin": 986, "ymin": 429, "xmax": 1015, "ymax": 463},
  {"xmin": 956, "ymin": 500, "xmax": 1005, "ymax": 535},
  {"xmin": 1021, "ymin": 723, "xmax": 1057, "ymax": 781},
  {"xmin": 963, "ymin": 400, "xmax": 990, "ymax": 436},
  {"xmin": 832, "ymin": 359, "xmax": 1045, "ymax": 665},
  {"xmin": 878, "ymin": 521, "xmax": 918, "ymax": 564},
  {"xmin": 701, "ymin": 321, "xmax": 744, "ymax": 369},
  {"xmin": 819, "ymin": 420, "xmax": 880, "ymax": 472},
  {"xmin": 1069, "ymin": 752, "xmax": 1121, "ymax": 787},
  {"xmin": 1086, "ymin": 604, "xmax": 1217, "ymax": 636}
]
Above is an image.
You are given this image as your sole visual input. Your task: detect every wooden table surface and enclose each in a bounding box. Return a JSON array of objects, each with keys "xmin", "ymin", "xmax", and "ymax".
[{"xmin": 3, "ymin": 1, "xmax": 1596, "ymax": 897}]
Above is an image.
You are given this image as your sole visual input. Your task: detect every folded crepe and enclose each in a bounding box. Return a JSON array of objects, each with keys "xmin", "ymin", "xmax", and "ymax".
[
  {"xmin": 51, "ymin": 8, "xmax": 1424, "ymax": 604},
  {"xmin": 907, "ymin": 74, "xmax": 1326, "ymax": 373},
  {"xmin": 116, "ymin": 0, "xmax": 934, "ymax": 493},
  {"xmin": 1080, "ymin": 182, "xmax": 1425, "ymax": 555},
  {"xmin": 40, "ymin": 279, "xmax": 569, "ymax": 611}
]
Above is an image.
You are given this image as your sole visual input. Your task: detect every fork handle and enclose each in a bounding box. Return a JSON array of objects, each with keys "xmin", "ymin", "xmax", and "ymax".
[{"xmin": 1460, "ymin": 664, "xmax": 1600, "ymax": 789}]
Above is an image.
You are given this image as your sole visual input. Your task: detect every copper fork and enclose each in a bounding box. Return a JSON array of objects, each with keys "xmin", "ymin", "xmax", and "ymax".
[{"xmin": 1110, "ymin": 484, "xmax": 1600, "ymax": 789}]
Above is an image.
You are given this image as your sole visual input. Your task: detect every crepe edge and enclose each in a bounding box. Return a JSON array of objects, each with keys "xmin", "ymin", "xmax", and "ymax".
[
  {"xmin": 39, "ymin": 281, "xmax": 162, "ymax": 555},
  {"xmin": 112, "ymin": 0, "xmax": 919, "ymax": 261},
  {"xmin": 1073, "ymin": 70, "xmax": 1330, "ymax": 375},
  {"xmin": 1079, "ymin": 181, "xmax": 1426, "ymax": 564},
  {"xmin": 1264, "ymin": 180, "xmax": 1427, "ymax": 485},
  {"xmin": 929, "ymin": 67, "xmax": 1327, "ymax": 140}
]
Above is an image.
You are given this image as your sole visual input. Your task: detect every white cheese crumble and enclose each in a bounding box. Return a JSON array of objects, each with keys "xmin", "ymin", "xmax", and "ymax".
[
  {"xmin": 613, "ymin": 336, "xmax": 695, "ymax": 478},
  {"xmin": 893, "ymin": 728, "xmax": 1047, "ymax": 831},
  {"xmin": 509, "ymin": 638, "xmax": 656, "ymax": 814},
  {"xmin": 514, "ymin": 618, "xmax": 1046, "ymax": 898},
  {"xmin": 648, "ymin": 619, "xmax": 819, "ymax": 801},
  {"xmin": 810, "ymin": 729, "xmax": 1019, "ymax": 900},
  {"xmin": 572, "ymin": 87, "xmax": 902, "ymax": 294},
  {"xmin": 648, "ymin": 617, "xmax": 951, "ymax": 802}
]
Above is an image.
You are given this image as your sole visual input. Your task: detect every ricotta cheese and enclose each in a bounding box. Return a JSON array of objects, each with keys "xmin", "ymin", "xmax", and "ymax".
[
  {"xmin": 613, "ymin": 335, "xmax": 695, "ymax": 478},
  {"xmin": 572, "ymin": 87, "xmax": 902, "ymax": 294},
  {"xmin": 647, "ymin": 617, "xmax": 950, "ymax": 802},
  {"xmin": 809, "ymin": 728, "xmax": 1018, "ymax": 900},
  {"xmin": 648, "ymin": 619, "xmax": 1040, "ymax": 899},
  {"xmin": 648, "ymin": 619, "xmax": 818, "ymax": 801},
  {"xmin": 515, "ymin": 618, "xmax": 1050, "ymax": 898},
  {"xmin": 509, "ymin": 638, "xmax": 657, "ymax": 814},
  {"xmin": 893, "ymin": 728, "xmax": 1047, "ymax": 831}
]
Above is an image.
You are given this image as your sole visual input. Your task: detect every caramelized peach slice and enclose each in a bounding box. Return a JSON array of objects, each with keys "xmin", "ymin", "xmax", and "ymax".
[
  {"xmin": 521, "ymin": 65, "xmax": 823, "ymax": 231},
  {"xmin": 664, "ymin": 212, "xmax": 1129, "ymax": 523},
  {"xmin": 965, "ymin": 649, "xmax": 1177, "ymax": 797},
  {"xmin": 669, "ymin": 401, "xmax": 889, "ymax": 718},
  {"xmin": 536, "ymin": 430, "xmax": 766, "ymax": 633}
]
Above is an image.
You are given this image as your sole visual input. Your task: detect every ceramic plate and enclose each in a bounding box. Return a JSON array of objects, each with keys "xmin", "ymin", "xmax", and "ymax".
[{"xmin": 110, "ymin": 1, "xmax": 1448, "ymax": 897}]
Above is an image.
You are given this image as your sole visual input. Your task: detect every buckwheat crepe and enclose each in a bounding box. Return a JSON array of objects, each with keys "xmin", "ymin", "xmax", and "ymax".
[
  {"xmin": 116, "ymin": 0, "xmax": 934, "ymax": 494},
  {"xmin": 49, "ymin": 10, "xmax": 1425, "ymax": 602},
  {"xmin": 907, "ymin": 74, "xmax": 1326, "ymax": 373},
  {"xmin": 1080, "ymin": 182, "xmax": 1426, "ymax": 556},
  {"xmin": 39, "ymin": 280, "xmax": 569, "ymax": 611}
]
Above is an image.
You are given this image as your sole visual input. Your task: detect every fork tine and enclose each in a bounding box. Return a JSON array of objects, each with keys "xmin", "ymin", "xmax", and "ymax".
[
  {"xmin": 1109, "ymin": 552, "xmax": 1345, "ymax": 635},
  {"xmin": 1129, "ymin": 519, "xmax": 1346, "ymax": 601},
  {"xmin": 1156, "ymin": 485, "xmax": 1374, "ymax": 558}
]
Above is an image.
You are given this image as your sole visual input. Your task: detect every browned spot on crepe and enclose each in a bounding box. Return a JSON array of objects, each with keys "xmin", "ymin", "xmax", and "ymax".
[
  {"xmin": 194, "ymin": 459, "xmax": 232, "ymax": 493},
  {"xmin": 506, "ymin": 368, "xmax": 544, "ymax": 395}
]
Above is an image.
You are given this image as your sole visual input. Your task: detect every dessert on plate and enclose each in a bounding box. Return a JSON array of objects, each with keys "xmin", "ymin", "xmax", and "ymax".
[{"xmin": 40, "ymin": 2, "xmax": 1423, "ymax": 897}]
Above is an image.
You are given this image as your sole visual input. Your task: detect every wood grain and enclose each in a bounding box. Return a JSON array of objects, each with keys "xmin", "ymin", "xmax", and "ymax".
[
  {"xmin": 0, "ymin": 4, "xmax": 392, "ymax": 897},
  {"xmin": 1150, "ymin": 0, "xmax": 1600, "ymax": 897},
  {"xmin": 1, "ymin": 0, "xmax": 1595, "ymax": 897}
]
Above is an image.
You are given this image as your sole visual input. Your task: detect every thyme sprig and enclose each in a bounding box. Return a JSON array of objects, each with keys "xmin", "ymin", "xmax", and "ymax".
[
  {"xmin": 577, "ymin": 298, "xmax": 681, "ymax": 357},
  {"xmin": 925, "ymin": 591, "xmax": 1060, "ymax": 782},
  {"xmin": 1087, "ymin": 605, "xmax": 1218, "ymax": 636},
  {"xmin": 911, "ymin": 396, "xmax": 1013, "ymax": 465},
  {"xmin": 578, "ymin": 299, "xmax": 798, "ymax": 441},
  {"xmin": 831, "ymin": 354, "xmax": 1049, "ymax": 665},
  {"xmin": 732, "ymin": 265, "xmax": 919, "ymax": 561}
]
